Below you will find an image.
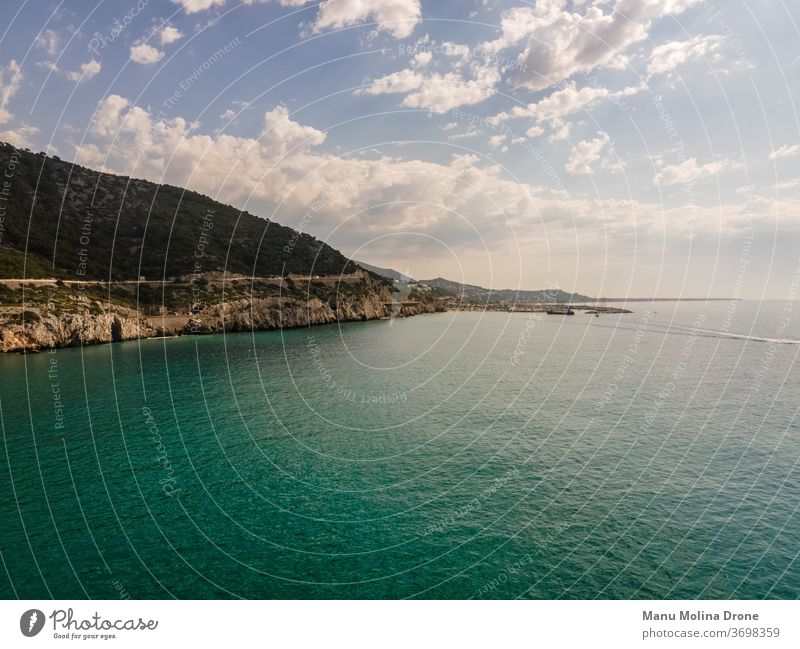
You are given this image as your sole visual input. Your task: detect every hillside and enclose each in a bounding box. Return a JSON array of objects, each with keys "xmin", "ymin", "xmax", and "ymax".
[
  {"xmin": 355, "ymin": 260, "xmax": 414, "ymax": 284},
  {"xmin": 0, "ymin": 143, "xmax": 447, "ymax": 352},
  {"xmin": 420, "ymin": 277, "xmax": 592, "ymax": 304},
  {"xmin": 352, "ymin": 260, "xmax": 595, "ymax": 304},
  {"xmin": 0, "ymin": 143, "xmax": 359, "ymax": 280}
]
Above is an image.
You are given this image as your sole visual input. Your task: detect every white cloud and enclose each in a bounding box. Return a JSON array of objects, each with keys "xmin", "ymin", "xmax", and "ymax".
[
  {"xmin": 493, "ymin": 82, "xmax": 613, "ymax": 124},
  {"xmin": 220, "ymin": 109, "xmax": 237, "ymax": 121},
  {"xmin": 130, "ymin": 43, "xmax": 165, "ymax": 65},
  {"xmin": 654, "ymin": 158, "xmax": 735, "ymax": 185},
  {"xmin": 92, "ymin": 95, "xmax": 133, "ymax": 139},
  {"xmin": 67, "ymin": 59, "xmax": 102, "ymax": 82},
  {"xmin": 171, "ymin": 0, "xmax": 228, "ymax": 12},
  {"xmin": 362, "ymin": 62, "xmax": 500, "ymax": 113},
  {"xmin": 646, "ymin": 35, "xmax": 722, "ymax": 77},
  {"xmin": 482, "ymin": 0, "xmax": 704, "ymax": 90},
  {"xmin": 362, "ymin": 69, "xmax": 422, "ymax": 95},
  {"xmin": 35, "ymin": 29, "xmax": 61, "ymax": 57},
  {"xmin": 74, "ymin": 142, "xmax": 107, "ymax": 168},
  {"xmin": 566, "ymin": 132, "xmax": 610, "ymax": 174},
  {"xmin": 0, "ymin": 125, "xmax": 39, "ymax": 149},
  {"xmin": 411, "ymin": 51, "xmax": 432, "ymax": 68},
  {"xmin": 403, "ymin": 69, "xmax": 499, "ymax": 113},
  {"xmin": 448, "ymin": 130, "xmax": 480, "ymax": 140},
  {"xmin": 769, "ymin": 144, "xmax": 800, "ymax": 160},
  {"xmin": 435, "ymin": 41, "xmax": 471, "ymax": 59},
  {"xmin": 526, "ymin": 125, "xmax": 545, "ymax": 139},
  {"xmin": 0, "ymin": 60, "xmax": 22, "ymax": 126},
  {"xmin": 548, "ymin": 122, "xmax": 572, "ymax": 142},
  {"xmin": 259, "ymin": 103, "xmax": 327, "ymax": 155},
  {"xmin": 490, "ymin": 81, "xmax": 643, "ymax": 143},
  {"xmin": 488, "ymin": 134, "xmax": 507, "ymax": 149},
  {"xmin": 70, "ymin": 92, "xmax": 786, "ymax": 279},
  {"xmin": 313, "ymin": 0, "xmax": 421, "ymax": 39},
  {"xmin": 83, "ymin": 94, "xmax": 590, "ymax": 245},
  {"xmin": 480, "ymin": 4, "xmax": 561, "ymax": 56},
  {"xmin": 772, "ymin": 178, "xmax": 800, "ymax": 191},
  {"xmin": 160, "ymin": 26, "xmax": 185, "ymax": 44},
  {"xmin": 174, "ymin": 0, "xmax": 421, "ymax": 38},
  {"xmin": 601, "ymin": 156, "xmax": 625, "ymax": 174}
]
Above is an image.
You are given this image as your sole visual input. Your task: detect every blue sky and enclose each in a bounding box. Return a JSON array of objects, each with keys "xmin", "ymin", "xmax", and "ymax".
[{"xmin": 1, "ymin": 0, "xmax": 799, "ymax": 298}]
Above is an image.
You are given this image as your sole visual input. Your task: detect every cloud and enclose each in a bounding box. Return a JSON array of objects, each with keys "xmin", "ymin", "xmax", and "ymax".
[
  {"xmin": 362, "ymin": 69, "xmax": 422, "ymax": 95},
  {"xmin": 548, "ymin": 122, "xmax": 572, "ymax": 142},
  {"xmin": 173, "ymin": 0, "xmax": 308, "ymax": 11},
  {"xmin": 74, "ymin": 142, "xmax": 107, "ymax": 168},
  {"xmin": 173, "ymin": 0, "xmax": 421, "ymax": 38},
  {"xmin": 160, "ymin": 26, "xmax": 184, "ymax": 44},
  {"xmin": 526, "ymin": 125, "xmax": 545, "ymax": 139},
  {"xmin": 67, "ymin": 59, "xmax": 102, "ymax": 82},
  {"xmin": 772, "ymin": 178, "xmax": 800, "ymax": 191},
  {"xmin": 491, "ymin": 81, "xmax": 642, "ymax": 138},
  {"xmin": 488, "ymin": 134, "xmax": 508, "ymax": 149},
  {"xmin": 654, "ymin": 157, "xmax": 736, "ymax": 185},
  {"xmin": 566, "ymin": 132, "xmax": 611, "ymax": 174},
  {"xmin": 171, "ymin": 0, "xmax": 228, "ymax": 12},
  {"xmin": 403, "ymin": 69, "xmax": 499, "ymax": 113},
  {"xmin": 312, "ymin": 0, "xmax": 421, "ymax": 39},
  {"xmin": 362, "ymin": 62, "xmax": 500, "ymax": 113},
  {"xmin": 0, "ymin": 60, "xmax": 22, "ymax": 125},
  {"xmin": 35, "ymin": 29, "xmax": 61, "ymax": 57},
  {"xmin": 491, "ymin": 83, "xmax": 601, "ymax": 127},
  {"xmin": 482, "ymin": 0, "xmax": 703, "ymax": 90},
  {"xmin": 411, "ymin": 51, "xmax": 432, "ymax": 68},
  {"xmin": 130, "ymin": 43, "xmax": 165, "ymax": 65},
  {"xmin": 0, "ymin": 125, "xmax": 39, "ymax": 149},
  {"xmin": 219, "ymin": 100, "xmax": 251, "ymax": 123},
  {"xmin": 646, "ymin": 35, "xmax": 722, "ymax": 77},
  {"xmin": 92, "ymin": 95, "xmax": 133, "ymax": 138},
  {"xmin": 83, "ymin": 94, "xmax": 592, "ymax": 250},
  {"xmin": 447, "ymin": 130, "xmax": 481, "ymax": 140},
  {"xmin": 769, "ymin": 144, "xmax": 800, "ymax": 160}
]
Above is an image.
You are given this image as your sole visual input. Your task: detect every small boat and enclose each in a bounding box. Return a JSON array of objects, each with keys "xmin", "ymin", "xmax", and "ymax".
[{"xmin": 546, "ymin": 308, "xmax": 574, "ymax": 316}]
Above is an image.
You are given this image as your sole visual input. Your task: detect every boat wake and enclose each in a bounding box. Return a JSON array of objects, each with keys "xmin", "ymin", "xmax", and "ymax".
[{"xmin": 637, "ymin": 320, "xmax": 800, "ymax": 345}]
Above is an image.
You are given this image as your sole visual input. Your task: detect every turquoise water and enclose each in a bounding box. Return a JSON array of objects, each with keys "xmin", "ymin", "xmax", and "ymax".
[{"xmin": 1, "ymin": 301, "xmax": 799, "ymax": 599}]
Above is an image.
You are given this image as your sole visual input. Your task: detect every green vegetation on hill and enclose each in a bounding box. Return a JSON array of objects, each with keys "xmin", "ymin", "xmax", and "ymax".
[{"xmin": 0, "ymin": 143, "xmax": 360, "ymax": 280}]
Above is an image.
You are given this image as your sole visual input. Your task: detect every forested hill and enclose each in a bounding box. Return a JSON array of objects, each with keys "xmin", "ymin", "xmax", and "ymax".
[{"xmin": 0, "ymin": 142, "xmax": 358, "ymax": 280}]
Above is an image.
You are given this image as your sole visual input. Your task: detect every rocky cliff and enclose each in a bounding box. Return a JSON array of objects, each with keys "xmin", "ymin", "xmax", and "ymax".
[
  {"xmin": 0, "ymin": 282, "xmax": 440, "ymax": 353},
  {"xmin": 0, "ymin": 309, "xmax": 152, "ymax": 353}
]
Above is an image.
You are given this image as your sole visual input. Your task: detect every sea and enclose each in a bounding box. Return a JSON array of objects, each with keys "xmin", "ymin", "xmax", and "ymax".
[{"xmin": 1, "ymin": 300, "xmax": 798, "ymax": 599}]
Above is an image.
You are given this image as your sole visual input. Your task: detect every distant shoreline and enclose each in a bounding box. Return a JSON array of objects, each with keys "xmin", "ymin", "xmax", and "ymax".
[{"xmin": 596, "ymin": 298, "xmax": 737, "ymax": 302}]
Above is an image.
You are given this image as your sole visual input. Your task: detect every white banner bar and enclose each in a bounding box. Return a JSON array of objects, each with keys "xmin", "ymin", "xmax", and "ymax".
[{"xmin": 1, "ymin": 600, "xmax": 797, "ymax": 648}]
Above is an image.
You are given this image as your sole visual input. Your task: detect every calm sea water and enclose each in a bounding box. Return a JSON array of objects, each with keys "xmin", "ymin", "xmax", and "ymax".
[{"xmin": 1, "ymin": 301, "xmax": 798, "ymax": 599}]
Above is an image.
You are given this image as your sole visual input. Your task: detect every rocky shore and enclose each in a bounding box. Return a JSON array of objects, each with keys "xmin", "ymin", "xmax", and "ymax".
[{"xmin": 0, "ymin": 290, "xmax": 439, "ymax": 353}]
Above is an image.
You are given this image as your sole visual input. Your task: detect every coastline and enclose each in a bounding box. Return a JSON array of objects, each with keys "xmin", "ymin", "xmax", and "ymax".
[
  {"xmin": 0, "ymin": 302, "xmax": 634, "ymax": 354},
  {"xmin": 0, "ymin": 293, "xmax": 442, "ymax": 354}
]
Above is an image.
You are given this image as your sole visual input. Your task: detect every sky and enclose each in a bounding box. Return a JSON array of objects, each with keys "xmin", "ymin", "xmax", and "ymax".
[{"xmin": 0, "ymin": 0, "xmax": 799, "ymax": 298}]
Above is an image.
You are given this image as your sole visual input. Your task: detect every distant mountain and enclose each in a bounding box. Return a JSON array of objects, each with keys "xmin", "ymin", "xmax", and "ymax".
[
  {"xmin": 419, "ymin": 277, "xmax": 592, "ymax": 303},
  {"xmin": 346, "ymin": 259, "xmax": 595, "ymax": 303},
  {"xmin": 354, "ymin": 261, "xmax": 414, "ymax": 284},
  {"xmin": 0, "ymin": 142, "xmax": 364, "ymax": 281}
]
